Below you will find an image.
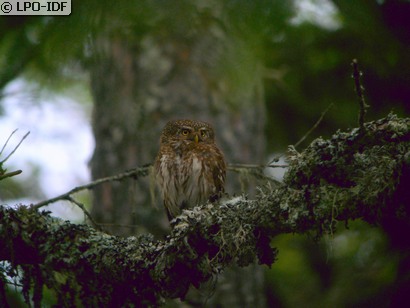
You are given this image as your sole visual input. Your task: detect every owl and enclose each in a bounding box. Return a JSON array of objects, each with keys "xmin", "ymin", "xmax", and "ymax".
[{"xmin": 155, "ymin": 119, "xmax": 226, "ymax": 221}]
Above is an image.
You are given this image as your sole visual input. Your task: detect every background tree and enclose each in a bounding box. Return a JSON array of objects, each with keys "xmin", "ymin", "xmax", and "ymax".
[{"xmin": 1, "ymin": 0, "xmax": 409, "ymax": 306}]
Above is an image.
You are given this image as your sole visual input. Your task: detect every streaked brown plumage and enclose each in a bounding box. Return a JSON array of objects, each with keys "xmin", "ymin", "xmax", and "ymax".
[{"xmin": 155, "ymin": 119, "xmax": 226, "ymax": 221}]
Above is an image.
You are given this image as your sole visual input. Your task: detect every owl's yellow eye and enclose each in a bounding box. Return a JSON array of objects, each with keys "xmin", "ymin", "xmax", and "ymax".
[
  {"xmin": 200, "ymin": 130, "xmax": 207, "ymax": 137},
  {"xmin": 181, "ymin": 129, "xmax": 190, "ymax": 136}
]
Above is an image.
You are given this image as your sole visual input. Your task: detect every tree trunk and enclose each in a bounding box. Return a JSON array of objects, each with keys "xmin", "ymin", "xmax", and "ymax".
[{"xmin": 89, "ymin": 14, "xmax": 267, "ymax": 307}]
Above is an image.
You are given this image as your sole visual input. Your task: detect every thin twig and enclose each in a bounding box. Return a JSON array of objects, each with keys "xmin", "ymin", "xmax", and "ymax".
[
  {"xmin": 1, "ymin": 131, "xmax": 30, "ymax": 164},
  {"xmin": 65, "ymin": 196, "xmax": 102, "ymax": 231},
  {"xmin": 0, "ymin": 129, "xmax": 18, "ymax": 157},
  {"xmin": 294, "ymin": 103, "xmax": 334, "ymax": 148},
  {"xmin": 266, "ymin": 103, "xmax": 333, "ymax": 165},
  {"xmin": 0, "ymin": 170, "xmax": 22, "ymax": 181},
  {"xmin": 32, "ymin": 165, "xmax": 151, "ymax": 209},
  {"xmin": 32, "ymin": 161, "xmax": 288, "ymax": 211},
  {"xmin": 351, "ymin": 59, "xmax": 369, "ymax": 130}
]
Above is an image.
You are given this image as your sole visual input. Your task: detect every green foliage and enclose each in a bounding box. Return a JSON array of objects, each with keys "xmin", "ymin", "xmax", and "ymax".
[
  {"xmin": 264, "ymin": 1, "xmax": 410, "ymax": 151},
  {"xmin": 268, "ymin": 221, "xmax": 397, "ymax": 307}
]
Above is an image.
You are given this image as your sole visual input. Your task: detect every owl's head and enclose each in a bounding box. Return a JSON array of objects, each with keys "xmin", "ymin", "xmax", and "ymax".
[{"xmin": 160, "ymin": 119, "xmax": 215, "ymax": 145}]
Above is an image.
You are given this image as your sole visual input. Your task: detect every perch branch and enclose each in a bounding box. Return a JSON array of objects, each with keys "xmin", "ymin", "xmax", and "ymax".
[{"xmin": 1, "ymin": 114, "xmax": 409, "ymax": 307}]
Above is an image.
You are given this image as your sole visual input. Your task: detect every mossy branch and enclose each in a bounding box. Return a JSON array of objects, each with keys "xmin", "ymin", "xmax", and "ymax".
[{"xmin": 0, "ymin": 114, "xmax": 409, "ymax": 306}]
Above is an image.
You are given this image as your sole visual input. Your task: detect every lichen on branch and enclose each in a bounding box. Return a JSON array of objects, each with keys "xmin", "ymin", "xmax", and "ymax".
[{"xmin": 0, "ymin": 114, "xmax": 409, "ymax": 306}]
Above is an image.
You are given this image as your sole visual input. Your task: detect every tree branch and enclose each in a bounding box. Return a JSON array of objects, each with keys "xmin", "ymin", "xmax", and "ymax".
[
  {"xmin": 0, "ymin": 169, "xmax": 22, "ymax": 181},
  {"xmin": 1, "ymin": 113, "xmax": 409, "ymax": 306},
  {"xmin": 293, "ymin": 103, "xmax": 333, "ymax": 148},
  {"xmin": 32, "ymin": 163, "xmax": 286, "ymax": 211},
  {"xmin": 32, "ymin": 165, "xmax": 151, "ymax": 209},
  {"xmin": 0, "ymin": 130, "xmax": 30, "ymax": 164}
]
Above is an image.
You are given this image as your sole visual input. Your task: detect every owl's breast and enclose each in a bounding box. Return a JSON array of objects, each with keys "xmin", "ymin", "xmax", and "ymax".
[
  {"xmin": 156, "ymin": 142, "xmax": 224, "ymax": 218},
  {"xmin": 181, "ymin": 154, "xmax": 213, "ymax": 206}
]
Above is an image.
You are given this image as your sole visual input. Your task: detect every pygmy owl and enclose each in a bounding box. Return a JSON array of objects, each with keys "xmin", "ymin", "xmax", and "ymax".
[{"xmin": 155, "ymin": 119, "xmax": 226, "ymax": 221}]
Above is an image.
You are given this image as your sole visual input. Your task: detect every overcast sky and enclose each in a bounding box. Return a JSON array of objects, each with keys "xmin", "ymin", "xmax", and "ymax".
[{"xmin": 0, "ymin": 78, "xmax": 93, "ymax": 220}]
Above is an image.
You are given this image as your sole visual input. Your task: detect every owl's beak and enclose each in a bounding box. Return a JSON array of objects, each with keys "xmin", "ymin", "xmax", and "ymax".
[{"xmin": 194, "ymin": 134, "xmax": 199, "ymax": 143}]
